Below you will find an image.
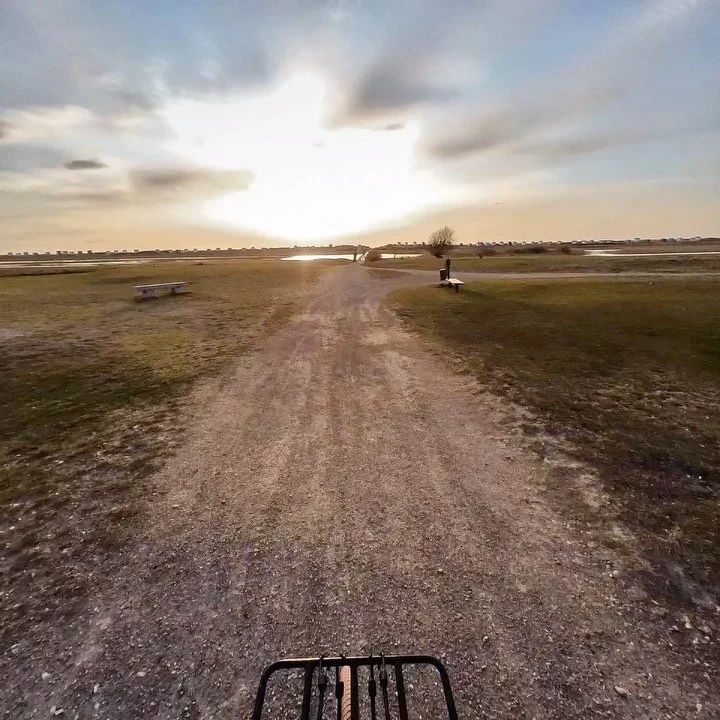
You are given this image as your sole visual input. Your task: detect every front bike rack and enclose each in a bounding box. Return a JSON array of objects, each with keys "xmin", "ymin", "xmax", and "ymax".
[{"xmin": 252, "ymin": 654, "xmax": 458, "ymax": 720}]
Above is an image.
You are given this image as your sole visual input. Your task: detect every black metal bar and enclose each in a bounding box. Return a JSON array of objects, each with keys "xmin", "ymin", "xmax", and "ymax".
[
  {"xmin": 350, "ymin": 664, "xmax": 360, "ymax": 720},
  {"xmin": 316, "ymin": 658, "xmax": 328, "ymax": 720},
  {"xmin": 252, "ymin": 654, "xmax": 460, "ymax": 720},
  {"xmin": 379, "ymin": 654, "xmax": 391, "ymax": 720},
  {"xmin": 368, "ymin": 660, "xmax": 377, "ymax": 720},
  {"xmin": 300, "ymin": 665, "xmax": 314, "ymax": 720},
  {"xmin": 252, "ymin": 661, "xmax": 282, "ymax": 720},
  {"xmin": 426, "ymin": 657, "xmax": 459, "ymax": 720},
  {"xmin": 393, "ymin": 662, "xmax": 409, "ymax": 720},
  {"xmin": 254, "ymin": 654, "xmax": 453, "ymax": 670}
]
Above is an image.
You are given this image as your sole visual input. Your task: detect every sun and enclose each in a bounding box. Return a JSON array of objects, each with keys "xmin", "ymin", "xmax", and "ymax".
[{"xmin": 160, "ymin": 70, "xmax": 441, "ymax": 242}]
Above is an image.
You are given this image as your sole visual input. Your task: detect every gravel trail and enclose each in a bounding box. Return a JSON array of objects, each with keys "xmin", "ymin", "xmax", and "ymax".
[{"xmin": 8, "ymin": 264, "xmax": 717, "ymax": 719}]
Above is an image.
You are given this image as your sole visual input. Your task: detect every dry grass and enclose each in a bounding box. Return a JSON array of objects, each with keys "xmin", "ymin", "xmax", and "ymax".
[
  {"xmin": 0, "ymin": 259, "xmax": 334, "ymax": 637},
  {"xmin": 390, "ymin": 277, "xmax": 720, "ymax": 597},
  {"xmin": 375, "ymin": 251, "xmax": 720, "ymax": 274}
]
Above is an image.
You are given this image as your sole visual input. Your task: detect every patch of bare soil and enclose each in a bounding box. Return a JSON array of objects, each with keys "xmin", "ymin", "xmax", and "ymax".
[
  {"xmin": 1, "ymin": 402, "xmax": 186, "ymax": 648},
  {"xmin": 0, "ymin": 327, "xmax": 24, "ymax": 340},
  {"xmin": 3, "ymin": 265, "xmax": 718, "ymax": 719}
]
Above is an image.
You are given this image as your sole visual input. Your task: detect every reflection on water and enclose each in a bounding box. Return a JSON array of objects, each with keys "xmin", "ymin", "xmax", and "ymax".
[
  {"xmin": 586, "ymin": 250, "xmax": 720, "ymax": 257},
  {"xmin": 282, "ymin": 254, "xmax": 355, "ymax": 261},
  {"xmin": 1, "ymin": 252, "xmax": 424, "ymax": 269},
  {"xmin": 0, "ymin": 259, "xmax": 146, "ymax": 268},
  {"xmin": 281, "ymin": 253, "xmax": 421, "ymax": 261}
]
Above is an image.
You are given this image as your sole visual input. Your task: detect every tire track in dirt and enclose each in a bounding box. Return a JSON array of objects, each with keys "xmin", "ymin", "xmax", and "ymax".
[{"xmin": 7, "ymin": 263, "xmax": 717, "ymax": 719}]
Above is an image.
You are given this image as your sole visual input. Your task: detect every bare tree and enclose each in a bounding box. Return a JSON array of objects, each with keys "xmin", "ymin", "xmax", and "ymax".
[{"xmin": 427, "ymin": 226, "xmax": 455, "ymax": 259}]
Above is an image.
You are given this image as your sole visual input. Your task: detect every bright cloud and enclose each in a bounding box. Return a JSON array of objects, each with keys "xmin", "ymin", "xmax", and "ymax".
[{"xmin": 159, "ymin": 71, "xmax": 451, "ymax": 240}]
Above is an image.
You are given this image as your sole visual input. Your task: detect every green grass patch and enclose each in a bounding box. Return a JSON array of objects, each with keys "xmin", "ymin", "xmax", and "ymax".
[
  {"xmin": 390, "ymin": 278, "xmax": 720, "ymax": 591},
  {"xmin": 0, "ymin": 260, "xmax": 331, "ymax": 456}
]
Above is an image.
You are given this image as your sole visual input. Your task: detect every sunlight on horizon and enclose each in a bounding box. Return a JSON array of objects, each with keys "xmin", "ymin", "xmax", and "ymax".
[{"xmin": 161, "ymin": 71, "xmax": 446, "ymax": 241}]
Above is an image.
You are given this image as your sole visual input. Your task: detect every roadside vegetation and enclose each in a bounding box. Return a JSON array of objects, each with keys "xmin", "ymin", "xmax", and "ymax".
[
  {"xmin": 390, "ymin": 277, "xmax": 720, "ymax": 596},
  {"xmin": 0, "ymin": 260, "xmax": 333, "ymax": 638},
  {"xmin": 374, "ymin": 251, "xmax": 720, "ymax": 274}
]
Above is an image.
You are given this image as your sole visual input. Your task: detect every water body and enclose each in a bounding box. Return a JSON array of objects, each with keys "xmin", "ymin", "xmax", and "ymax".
[
  {"xmin": 0, "ymin": 259, "xmax": 147, "ymax": 268},
  {"xmin": 282, "ymin": 253, "xmax": 421, "ymax": 261},
  {"xmin": 586, "ymin": 250, "xmax": 720, "ymax": 258},
  {"xmin": 0, "ymin": 252, "xmax": 424, "ymax": 269},
  {"xmin": 0, "ymin": 256, "xmax": 272, "ymax": 269}
]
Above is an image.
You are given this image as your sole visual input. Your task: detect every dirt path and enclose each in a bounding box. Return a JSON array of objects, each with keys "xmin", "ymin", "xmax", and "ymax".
[{"xmin": 9, "ymin": 264, "xmax": 717, "ymax": 719}]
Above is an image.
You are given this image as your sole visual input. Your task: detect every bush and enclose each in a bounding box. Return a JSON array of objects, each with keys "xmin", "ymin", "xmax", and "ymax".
[
  {"xmin": 511, "ymin": 245, "xmax": 548, "ymax": 255},
  {"xmin": 365, "ymin": 249, "xmax": 382, "ymax": 262},
  {"xmin": 560, "ymin": 246, "xmax": 573, "ymax": 255}
]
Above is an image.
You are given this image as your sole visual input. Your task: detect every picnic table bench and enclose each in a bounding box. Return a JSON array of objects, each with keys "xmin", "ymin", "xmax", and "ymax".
[
  {"xmin": 444, "ymin": 278, "xmax": 464, "ymax": 292},
  {"xmin": 440, "ymin": 277, "xmax": 465, "ymax": 292},
  {"xmin": 134, "ymin": 281, "xmax": 188, "ymax": 299}
]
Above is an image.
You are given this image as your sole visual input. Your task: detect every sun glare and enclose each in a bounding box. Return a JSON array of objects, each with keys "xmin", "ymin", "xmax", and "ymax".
[{"xmin": 161, "ymin": 71, "xmax": 440, "ymax": 241}]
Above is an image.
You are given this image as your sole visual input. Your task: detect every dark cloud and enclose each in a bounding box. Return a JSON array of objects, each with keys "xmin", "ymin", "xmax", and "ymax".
[
  {"xmin": 132, "ymin": 167, "xmax": 255, "ymax": 198},
  {"xmin": 65, "ymin": 159, "xmax": 107, "ymax": 170},
  {"xmin": 325, "ymin": 0, "xmax": 559, "ymax": 128},
  {"xmin": 382, "ymin": 123, "xmax": 406, "ymax": 132},
  {"xmin": 425, "ymin": 112, "xmax": 519, "ymax": 159},
  {"xmin": 332, "ymin": 63, "xmax": 454, "ymax": 126},
  {"xmin": 63, "ymin": 190, "xmax": 127, "ymax": 203},
  {"xmin": 0, "ymin": 165, "xmax": 255, "ymax": 210},
  {"xmin": 112, "ymin": 89, "xmax": 158, "ymax": 113},
  {"xmin": 134, "ymin": 169, "xmax": 199, "ymax": 189}
]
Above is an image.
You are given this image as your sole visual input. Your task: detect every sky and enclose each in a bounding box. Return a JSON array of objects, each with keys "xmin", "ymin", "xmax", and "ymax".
[{"xmin": 1, "ymin": 0, "xmax": 719, "ymax": 252}]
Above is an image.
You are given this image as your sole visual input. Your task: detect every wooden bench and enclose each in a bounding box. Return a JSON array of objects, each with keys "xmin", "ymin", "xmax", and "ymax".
[
  {"xmin": 134, "ymin": 281, "xmax": 188, "ymax": 299},
  {"xmin": 441, "ymin": 278, "xmax": 465, "ymax": 292}
]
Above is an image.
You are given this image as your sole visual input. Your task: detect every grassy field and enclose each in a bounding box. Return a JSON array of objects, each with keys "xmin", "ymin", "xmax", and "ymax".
[
  {"xmin": 390, "ymin": 277, "xmax": 720, "ymax": 595},
  {"xmin": 372, "ymin": 252, "xmax": 720, "ymax": 274},
  {"xmin": 0, "ymin": 266, "xmax": 96, "ymax": 277},
  {"xmin": 0, "ymin": 259, "xmax": 335, "ymax": 636}
]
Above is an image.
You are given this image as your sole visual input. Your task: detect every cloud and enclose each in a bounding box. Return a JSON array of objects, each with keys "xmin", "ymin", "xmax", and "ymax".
[
  {"xmin": 132, "ymin": 167, "xmax": 254, "ymax": 199},
  {"xmin": 0, "ymin": 106, "xmax": 93, "ymax": 145},
  {"xmin": 0, "ymin": 144, "xmax": 67, "ymax": 172},
  {"xmin": 0, "ymin": 164, "xmax": 254, "ymax": 211},
  {"xmin": 423, "ymin": 0, "xmax": 716, "ymax": 161},
  {"xmin": 515, "ymin": 113, "xmax": 720, "ymax": 160},
  {"xmin": 327, "ymin": 0, "xmax": 563, "ymax": 128},
  {"xmin": 0, "ymin": 165, "xmax": 129, "ymax": 204},
  {"xmin": 330, "ymin": 64, "xmax": 455, "ymax": 127},
  {"xmin": 65, "ymin": 159, "xmax": 107, "ymax": 170},
  {"xmin": 64, "ymin": 190, "xmax": 127, "ymax": 203}
]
